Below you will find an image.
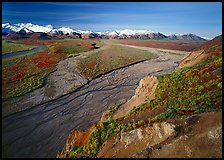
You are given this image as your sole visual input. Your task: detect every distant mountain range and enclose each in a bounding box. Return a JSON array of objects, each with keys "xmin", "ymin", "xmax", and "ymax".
[{"xmin": 2, "ymin": 23, "xmax": 208, "ymax": 41}]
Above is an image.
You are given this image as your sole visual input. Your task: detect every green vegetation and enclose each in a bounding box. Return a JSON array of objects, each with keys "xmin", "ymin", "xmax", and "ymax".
[
  {"xmin": 174, "ymin": 125, "xmax": 183, "ymax": 133},
  {"xmin": 127, "ymin": 106, "xmax": 140, "ymax": 117},
  {"xmin": 157, "ymin": 49, "xmax": 185, "ymax": 55},
  {"xmin": 70, "ymin": 146, "xmax": 85, "ymax": 157},
  {"xmin": 105, "ymin": 103, "xmax": 122, "ymax": 120},
  {"xmin": 69, "ymin": 117, "xmax": 147, "ymax": 157},
  {"xmin": 2, "ymin": 49, "xmax": 61, "ymax": 99},
  {"xmin": 147, "ymin": 108, "xmax": 180, "ymax": 123},
  {"xmin": 95, "ymin": 40, "xmax": 104, "ymax": 47},
  {"xmin": 77, "ymin": 44, "xmax": 158, "ymax": 78},
  {"xmin": 2, "ymin": 40, "xmax": 38, "ymax": 55},
  {"xmin": 46, "ymin": 39, "xmax": 103, "ymax": 58},
  {"xmin": 67, "ymin": 96, "xmax": 149, "ymax": 157},
  {"xmin": 2, "ymin": 52, "xmax": 36, "ymax": 69},
  {"xmin": 187, "ymin": 127, "xmax": 193, "ymax": 133},
  {"xmin": 59, "ymin": 43, "xmax": 90, "ymax": 57}
]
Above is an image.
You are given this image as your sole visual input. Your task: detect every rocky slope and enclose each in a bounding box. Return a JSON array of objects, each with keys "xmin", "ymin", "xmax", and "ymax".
[
  {"xmin": 97, "ymin": 111, "xmax": 222, "ymax": 158},
  {"xmin": 57, "ymin": 35, "xmax": 222, "ymax": 158}
]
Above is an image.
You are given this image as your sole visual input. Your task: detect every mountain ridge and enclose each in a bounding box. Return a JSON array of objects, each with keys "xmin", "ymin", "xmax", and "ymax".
[{"xmin": 2, "ymin": 23, "xmax": 208, "ymax": 41}]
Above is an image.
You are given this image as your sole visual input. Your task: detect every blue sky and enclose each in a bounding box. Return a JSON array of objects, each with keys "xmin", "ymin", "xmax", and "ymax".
[{"xmin": 2, "ymin": 2, "xmax": 222, "ymax": 39}]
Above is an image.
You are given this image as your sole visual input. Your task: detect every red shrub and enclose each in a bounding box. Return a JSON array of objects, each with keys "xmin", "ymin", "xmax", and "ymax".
[
  {"xmin": 12, "ymin": 69, "xmax": 27, "ymax": 81},
  {"xmin": 13, "ymin": 73, "xmax": 24, "ymax": 81},
  {"xmin": 31, "ymin": 57, "xmax": 39, "ymax": 64},
  {"xmin": 84, "ymin": 62, "xmax": 96, "ymax": 69},
  {"xmin": 8, "ymin": 65, "xmax": 19, "ymax": 71},
  {"xmin": 36, "ymin": 59, "xmax": 55, "ymax": 68},
  {"xmin": 86, "ymin": 46, "xmax": 94, "ymax": 49}
]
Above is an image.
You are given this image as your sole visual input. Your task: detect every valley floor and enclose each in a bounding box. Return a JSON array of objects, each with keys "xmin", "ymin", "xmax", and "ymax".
[
  {"xmin": 2, "ymin": 40, "xmax": 188, "ymax": 117},
  {"xmin": 2, "ymin": 41, "xmax": 188, "ymax": 158}
]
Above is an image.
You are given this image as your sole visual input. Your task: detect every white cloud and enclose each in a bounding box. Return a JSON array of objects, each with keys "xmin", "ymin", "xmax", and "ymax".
[
  {"xmin": 43, "ymin": 2, "xmax": 111, "ymax": 7},
  {"xmin": 66, "ymin": 23, "xmax": 161, "ymax": 32}
]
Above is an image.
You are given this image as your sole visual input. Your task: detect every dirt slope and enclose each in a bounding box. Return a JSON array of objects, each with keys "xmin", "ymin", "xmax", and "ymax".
[
  {"xmin": 56, "ymin": 125, "xmax": 96, "ymax": 158},
  {"xmin": 112, "ymin": 76, "xmax": 158, "ymax": 119}
]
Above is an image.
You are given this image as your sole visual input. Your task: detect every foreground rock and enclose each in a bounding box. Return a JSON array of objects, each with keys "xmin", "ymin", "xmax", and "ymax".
[{"xmin": 97, "ymin": 111, "xmax": 222, "ymax": 158}]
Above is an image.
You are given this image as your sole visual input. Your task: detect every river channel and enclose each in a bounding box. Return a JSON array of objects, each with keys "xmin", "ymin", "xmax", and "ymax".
[{"xmin": 2, "ymin": 41, "xmax": 47, "ymax": 60}]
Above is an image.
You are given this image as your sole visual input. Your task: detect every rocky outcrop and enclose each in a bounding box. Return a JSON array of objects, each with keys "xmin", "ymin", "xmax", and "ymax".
[
  {"xmin": 97, "ymin": 121, "xmax": 176, "ymax": 158},
  {"xmin": 121, "ymin": 128, "xmax": 144, "ymax": 146},
  {"xmin": 97, "ymin": 111, "xmax": 222, "ymax": 158},
  {"xmin": 148, "ymin": 112, "xmax": 222, "ymax": 158},
  {"xmin": 112, "ymin": 76, "xmax": 158, "ymax": 119}
]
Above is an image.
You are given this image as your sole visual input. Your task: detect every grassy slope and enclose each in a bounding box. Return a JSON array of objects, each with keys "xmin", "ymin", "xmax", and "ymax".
[
  {"xmin": 77, "ymin": 45, "xmax": 158, "ymax": 78},
  {"xmin": 67, "ymin": 36, "xmax": 222, "ymax": 157},
  {"xmin": 2, "ymin": 40, "xmax": 38, "ymax": 55}
]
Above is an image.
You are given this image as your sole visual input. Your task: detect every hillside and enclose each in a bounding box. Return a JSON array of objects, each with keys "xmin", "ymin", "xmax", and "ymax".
[{"xmin": 57, "ymin": 35, "xmax": 222, "ymax": 158}]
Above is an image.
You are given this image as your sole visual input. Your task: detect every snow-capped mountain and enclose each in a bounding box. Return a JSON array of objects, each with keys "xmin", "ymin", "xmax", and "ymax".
[
  {"xmin": 18, "ymin": 23, "xmax": 53, "ymax": 33},
  {"xmin": 18, "ymin": 28, "xmax": 33, "ymax": 34},
  {"xmin": 117, "ymin": 29, "xmax": 154, "ymax": 36},
  {"xmin": 2, "ymin": 23, "xmax": 53, "ymax": 33},
  {"xmin": 100, "ymin": 29, "xmax": 154, "ymax": 36},
  {"xmin": 106, "ymin": 31, "xmax": 119, "ymax": 36},
  {"xmin": 55, "ymin": 27, "xmax": 75, "ymax": 34},
  {"xmin": 76, "ymin": 30, "xmax": 93, "ymax": 34},
  {"xmin": 2, "ymin": 23, "xmax": 23, "ymax": 32},
  {"xmin": 2, "ymin": 23, "xmax": 207, "ymax": 41}
]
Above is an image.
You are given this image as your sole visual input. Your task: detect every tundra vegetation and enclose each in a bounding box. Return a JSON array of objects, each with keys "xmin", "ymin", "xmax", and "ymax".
[
  {"xmin": 68, "ymin": 38, "xmax": 222, "ymax": 157},
  {"xmin": 77, "ymin": 45, "xmax": 158, "ymax": 78},
  {"xmin": 2, "ymin": 39, "xmax": 103, "ymax": 99}
]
